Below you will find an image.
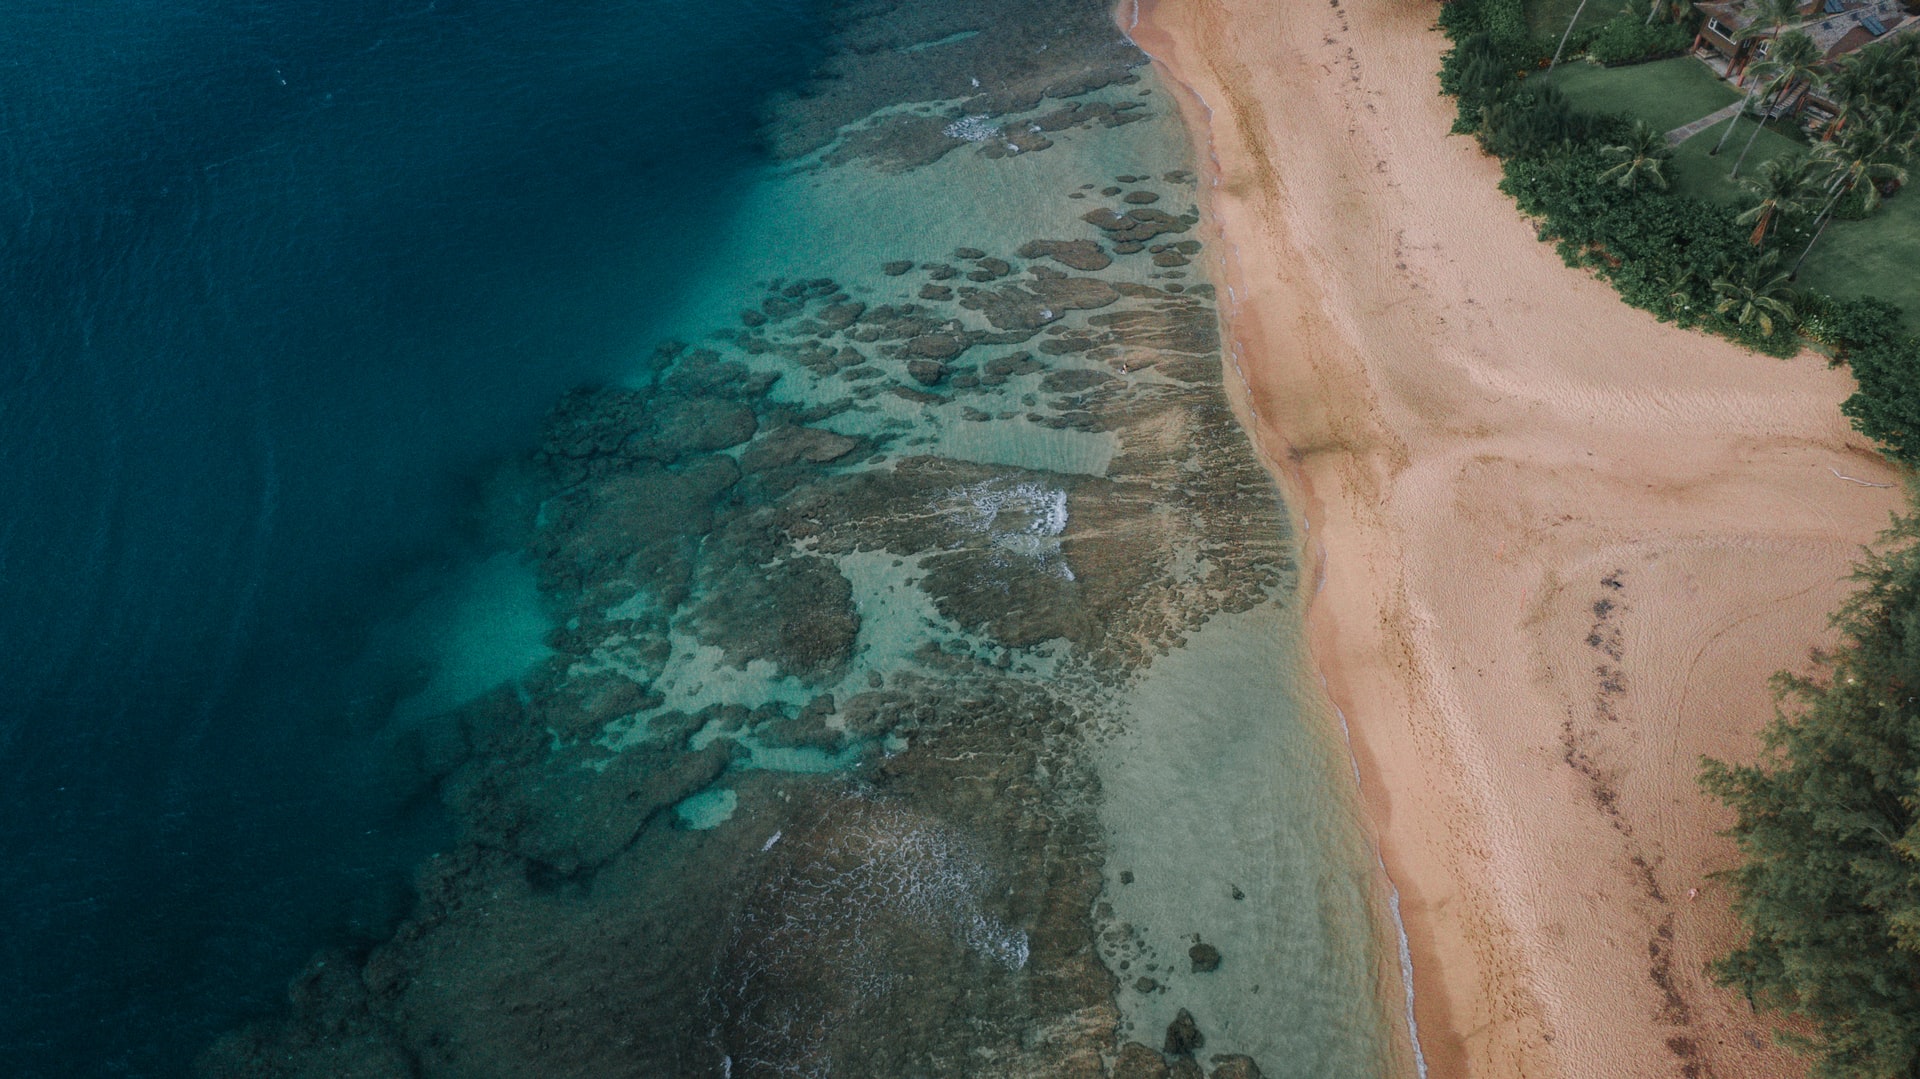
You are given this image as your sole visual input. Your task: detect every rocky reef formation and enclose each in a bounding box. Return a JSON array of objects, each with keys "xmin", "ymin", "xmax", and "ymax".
[
  {"xmin": 763, "ymin": 0, "xmax": 1147, "ymax": 167},
  {"xmin": 197, "ymin": 2, "xmax": 1307, "ymax": 1077}
]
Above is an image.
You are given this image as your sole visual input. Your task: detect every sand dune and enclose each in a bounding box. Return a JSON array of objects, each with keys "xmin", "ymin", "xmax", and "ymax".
[{"xmin": 1123, "ymin": 0, "xmax": 1902, "ymax": 1074}]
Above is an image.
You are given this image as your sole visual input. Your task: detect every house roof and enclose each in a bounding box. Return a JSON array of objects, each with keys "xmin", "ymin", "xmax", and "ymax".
[
  {"xmin": 1695, "ymin": 0, "xmax": 1914, "ymax": 58},
  {"xmin": 1802, "ymin": 0, "xmax": 1911, "ymax": 55}
]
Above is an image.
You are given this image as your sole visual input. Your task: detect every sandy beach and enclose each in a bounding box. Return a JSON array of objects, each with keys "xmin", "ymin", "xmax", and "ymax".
[{"xmin": 1124, "ymin": 0, "xmax": 1903, "ymax": 1075}]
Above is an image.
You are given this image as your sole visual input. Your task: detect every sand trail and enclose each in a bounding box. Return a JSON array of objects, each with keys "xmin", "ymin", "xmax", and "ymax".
[{"xmin": 1126, "ymin": 0, "xmax": 1901, "ymax": 1074}]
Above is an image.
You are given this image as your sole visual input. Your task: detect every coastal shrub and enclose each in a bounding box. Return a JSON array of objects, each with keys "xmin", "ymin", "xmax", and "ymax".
[
  {"xmin": 1437, "ymin": 0, "xmax": 1532, "ymax": 59},
  {"xmin": 1445, "ymin": 33, "xmax": 1513, "ymax": 132},
  {"xmin": 1583, "ymin": 14, "xmax": 1692, "ymax": 66},
  {"xmin": 1501, "ymin": 147, "xmax": 1746, "ymax": 288},
  {"xmin": 1703, "ymin": 509, "xmax": 1920, "ymax": 1079},
  {"xmin": 1438, "ymin": 0, "xmax": 1540, "ymax": 132},
  {"xmin": 1801, "ymin": 294, "xmax": 1910, "ymax": 354},
  {"xmin": 1500, "ymin": 145, "xmax": 1819, "ymax": 353},
  {"xmin": 1477, "ymin": 83, "xmax": 1603, "ymax": 157},
  {"xmin": 1827, "ymin": 300, "xmax": 1920, "ymax": 463}
]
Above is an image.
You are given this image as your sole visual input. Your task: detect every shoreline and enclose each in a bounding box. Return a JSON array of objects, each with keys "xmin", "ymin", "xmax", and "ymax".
[{"xmin": 1124, "ymin": 0, "xmax": 1900, "ymax": 1075}]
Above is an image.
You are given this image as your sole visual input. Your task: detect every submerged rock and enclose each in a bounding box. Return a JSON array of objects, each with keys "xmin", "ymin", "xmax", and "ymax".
[
  {"xmin": 688, "ymin": 552, "xmax": 860, "ymax": 683},
  {"xmin": 816, "ymin": 300, "xmax": 866, "ymax": 331},
  {"xmin": 1081, "ymin": 205, "xmax": 1191, "ymax": 244},
  {"xmin": 437, "ymin": 686, "xmax": 743, "ymax": 874},
  {"xmin": 1040, "ymin": 368, "xmax": 1116, "ymax": 393},
  {"xmin": 1017, "ymin": 238, "xmax": 1112, "ymax": 272},
  {"xmin": 740, "ymin": 423, "xmax": 861, "ymax": 471},
  {"xmin": 647, "ymin": 395, "xmax": 759, "ymax": 455},
  {"xmin": 959, "ymin": 277, "xmax": 1119, "ymax": 331},
  {"xmin": 907, "ymin": 359, "xmax": 951, "ymax": 385},
  {"xmin": 1114, "ymin": 1041, "xmax": 1171, "ymax": 1079},
  {"xmin": 533, "ymin": 454, "xmax": 740, "ymax": 608},
  {"xmin": 1189, "ymin": 941, "xmax": 1221, "ymax": 973},
  {"xmin": 906, "ymin": 333, "xmax": 967, "ymax": 360},
  {"xmin": 1208, "ymin": 1054, "xmax": 1264, "ymax": 1079},
  {"xmin": 1165, "ymin": 1009, "xmax": 1204, "ymax": 1056}
]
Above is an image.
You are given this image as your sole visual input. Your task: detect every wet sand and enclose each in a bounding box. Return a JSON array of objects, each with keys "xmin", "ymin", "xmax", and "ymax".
[{"xmin": 1125, "ymin": 0, "xmax": 1900, "ymax": 1074}]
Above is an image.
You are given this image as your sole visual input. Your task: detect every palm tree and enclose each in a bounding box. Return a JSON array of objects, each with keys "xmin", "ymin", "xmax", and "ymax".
[
  {"xmin": 1859, "ymin": 36, "xmax": 1920, "ymax": 116},
  {"xmin": 1645, "ymin": 0, "xmax": 1693, "ymax": 26},
  {"xmin": 1549, "ymin": 0, "xmax": 1595, "ymax": 73},
  {"xmin": 1651, "ymin": 261, "xmax": 1704, "ymax": 317},
  {"xmin": 1818, "ymin": 50, "xmax": 1880, "ymax": 142},
  {"xmin": 1733, "ymin": 0, "xmax": 1804, "ymax": 87},
  {"xmin": 1730, "ymin": 31, "xmax": 1823, "ymax": 179},
  {"xmin": 1788, "ymin": 111, "xmax": 1913, "ymax": 276},
  {"xmin": 1710, "ymin": 0, "xmax": 1804, "ymax": 160},
  {"xmin": 1814, "ymin": 108, "xmax": 1914, "ymax": 216},
  {"xmin": 1712, "ymin": 85, "xmax": 1763, "ymax": 156},
  {"xmin": 1823, "ymin": 37, "xmax": 1920, "ymax": 140},
  {"xmin": 1599, "ymin": 121, "xmax": 1675, "ymax": 190},
  {"xmin": 1736, "ymin": 152, "xmax": 1819, "ymax": 246},
  {"xmin": 1712, "ymin": 251, "xmax": 1797, "ymax": 336}
]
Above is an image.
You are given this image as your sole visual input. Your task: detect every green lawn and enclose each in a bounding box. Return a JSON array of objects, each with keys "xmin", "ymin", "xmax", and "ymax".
[
  {"xmin": 1529, "ymin": 0, "xmax": 1626, "ymax": 48},
  {"xmin": 1667, "ymin": 120, "xmax": 1806, "ymax": 204},
  {"xmin": 1796, "ymin": 190, "xmax": 1920, "ymax": 334},
  {"xmin": 1543, "ymin": 53, "xmax": 1920, "ymax": 331},
  {"xmin": 1547, "ymin": 56, "xmax": 1740, "ymax": 134},
  {"xmin": 1548, "ymin": 56, "xmax": 1806, "ymax": 205}
]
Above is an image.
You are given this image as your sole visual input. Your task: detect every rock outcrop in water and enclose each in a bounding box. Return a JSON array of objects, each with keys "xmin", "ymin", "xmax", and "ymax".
[
  {"xmin": 1189, "ymin": 940, "xmax": 1222, "ymax": 973},
  {"xmin": 1165, "ymin": 1008, "xmax": 1205, "ymax": 1056}
]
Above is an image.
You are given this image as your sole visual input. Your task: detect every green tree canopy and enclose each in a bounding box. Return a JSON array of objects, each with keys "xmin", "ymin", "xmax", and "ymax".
[
  {"xmin": 1704, "ymin": 507, "xmax": 1920, "ymax": 1078},
  {"xmin": 1712, "ymin": 250, "xmax": 1797, "ymax": 336},
  {"xmin": 1834, "ymin": 300, "xmax": 1920, "ymax": 465},
  {"xmin": 1732, "ymin": 31, "xmax": 1825, "ymax": 179},
  {"xmin": 1737, "ymin": 151, "xmax": 1819, "ymax": 247},
  {"xmin": 1599, "ymin": 119, "xmax": 1674, "ymax": 191}
]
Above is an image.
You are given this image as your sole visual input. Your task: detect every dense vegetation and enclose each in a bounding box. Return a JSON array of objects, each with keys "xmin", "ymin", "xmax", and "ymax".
[
  {"xmin": 1437, "ymin": 5, "xmax": 1920, "ymax": 1076},
  {"xmin": 1585, "ymin": 12, "xmax": 1692, "ymax": 67},
  {"xmin": 1702, "ymin": 513, "xmax": 1920, "ymax": 1079}
]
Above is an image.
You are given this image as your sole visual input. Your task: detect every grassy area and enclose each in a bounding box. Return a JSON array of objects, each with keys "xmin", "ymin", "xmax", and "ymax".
[
  {"xmin": 1528, "ymin": 0, "xmax": 1626, "ymax": 48},
  {"xmin": 1549, "ymin": 56, "xmax": 1806, "ymax": 204},
  {"xmin": 1547, "ymin": 56, "xmax": 1739, "ymax": 134},
  {"xmin": 1668, "ymin": 120, "xmax": 1806, "ymax": 203},
  {"xmin": 1544, "ymin": 52, "xmax": 1920, "ymax": 330},
  {"xmin": 1798, "ymin": 190, "xmax": 1920, "ymax": 334}
]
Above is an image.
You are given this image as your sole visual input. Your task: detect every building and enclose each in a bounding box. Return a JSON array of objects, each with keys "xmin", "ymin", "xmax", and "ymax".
[{"xmin": 1693, "ymin": 0, "xmax": 1918, "ymax": 80}]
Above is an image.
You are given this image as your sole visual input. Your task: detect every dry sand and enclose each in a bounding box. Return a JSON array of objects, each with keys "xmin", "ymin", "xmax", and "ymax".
[{"xmin": 1123, "ymin": 0, "xmax": 1903, "ymax": 1074}]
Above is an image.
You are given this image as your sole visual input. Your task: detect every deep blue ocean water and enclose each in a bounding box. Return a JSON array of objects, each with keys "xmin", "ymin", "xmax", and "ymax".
[{"xmin": 0, "ymin": 2, "xmax": 826, "ymax": 1073}]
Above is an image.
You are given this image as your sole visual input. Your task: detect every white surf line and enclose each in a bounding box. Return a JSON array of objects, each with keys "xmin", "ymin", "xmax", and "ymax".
[
  {"xmin": 1322, "ymin": 670, "xmax": 1431, "ymax": 1079},
  {"xmin": 1122, "ymin": 7, "xmax": 1429, "ymax": 1076}
]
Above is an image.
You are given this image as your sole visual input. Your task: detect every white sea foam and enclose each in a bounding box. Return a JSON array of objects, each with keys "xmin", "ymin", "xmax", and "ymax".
[
  {"xmin": 941, "ymin": 478, "xmax": 1074, "ymax": 580},
  {"xmin": 942, "ymin": 114, "xmax": 997, "ymax": 141}
]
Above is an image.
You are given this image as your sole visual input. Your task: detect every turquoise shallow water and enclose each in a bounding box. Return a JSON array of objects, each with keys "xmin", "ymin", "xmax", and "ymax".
[{"xmin": 5, "ymin": 1, "xmax": 1411, "ymax": 1075}]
